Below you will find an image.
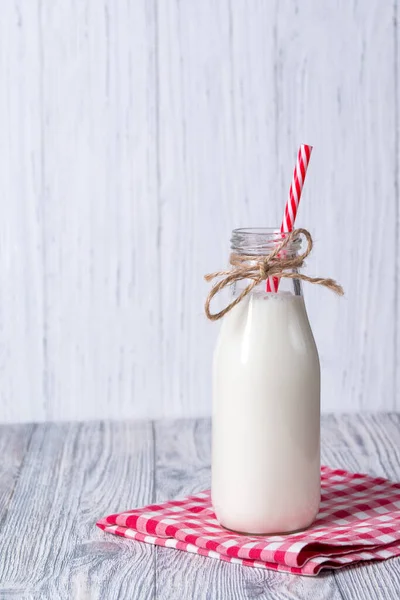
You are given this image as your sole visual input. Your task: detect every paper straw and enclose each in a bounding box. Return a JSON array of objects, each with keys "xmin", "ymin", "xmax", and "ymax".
[{"xmin": 266, "ymin": 144, "xmax": 313, "ymax": 292}]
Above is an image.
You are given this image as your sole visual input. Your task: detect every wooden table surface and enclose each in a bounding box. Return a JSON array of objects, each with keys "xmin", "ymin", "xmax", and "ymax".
[{"xmin": 0, "ymin": 414, "xmax": 399, "ymax": 599}]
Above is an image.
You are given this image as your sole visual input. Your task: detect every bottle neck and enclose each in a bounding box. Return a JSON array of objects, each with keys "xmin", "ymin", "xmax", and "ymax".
[{"xmin": 230, "ymin": 228, "xmax": 303, "ymax": 297}]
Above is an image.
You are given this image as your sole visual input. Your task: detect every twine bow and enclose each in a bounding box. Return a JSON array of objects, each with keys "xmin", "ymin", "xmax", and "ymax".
[{"xmin": 204, "ymin": 228, "xmax": 344, "ymax": 321}]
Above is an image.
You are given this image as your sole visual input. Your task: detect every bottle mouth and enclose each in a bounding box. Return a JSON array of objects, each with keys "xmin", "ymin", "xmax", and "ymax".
[{"xmin": 231, "ymin": 227, "xmax": 302, "ymax": 256}]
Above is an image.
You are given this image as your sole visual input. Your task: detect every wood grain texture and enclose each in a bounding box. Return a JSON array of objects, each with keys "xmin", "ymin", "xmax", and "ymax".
[
  {"xmin": 0, "ymin": 2, "xmax": 46, "ymax": 422},
  {"xmin": 0, "ymin": 416, "xmax": 400, "ymax": 598},
  {"xmin": 0, "ymin": 424, "xmax": 34, "ymax": 527},
  {"xmin": 0, "ymin": 0, "xmax": 398, "ymax": 423},
  {"xmin": 34, "ymin": 0, "xmax": 162, "ymax": 422},
  {"xmin": 0, "ymin": 421, "xmax": 155, "ymax": 599}
]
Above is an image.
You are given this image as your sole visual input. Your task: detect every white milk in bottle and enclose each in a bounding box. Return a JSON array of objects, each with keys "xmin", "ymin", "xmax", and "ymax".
[{"xmin": 211, "ymin": 228, "xmax": 321, "ymax": 534}]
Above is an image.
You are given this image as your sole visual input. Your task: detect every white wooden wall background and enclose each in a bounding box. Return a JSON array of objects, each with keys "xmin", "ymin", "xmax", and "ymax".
[{"xmin": 0, "ymin": 0, "xmax": 398, "ymax": 423}]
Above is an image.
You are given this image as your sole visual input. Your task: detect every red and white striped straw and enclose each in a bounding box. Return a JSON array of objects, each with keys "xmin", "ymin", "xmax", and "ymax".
[{"xmin": 266, "ymin": 144, "xmax": 313, "ymax": 293}]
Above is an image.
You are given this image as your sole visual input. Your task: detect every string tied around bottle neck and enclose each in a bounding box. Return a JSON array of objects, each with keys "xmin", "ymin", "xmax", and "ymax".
[{"xmin": 204, "ymin": 228, "xmax": 344, "ymax": 321}]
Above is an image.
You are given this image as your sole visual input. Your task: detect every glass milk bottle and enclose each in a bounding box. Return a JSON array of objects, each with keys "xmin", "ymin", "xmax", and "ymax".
[{"xmin": 211, "ymin": 228, "xmax": 320, "ymax": 535}]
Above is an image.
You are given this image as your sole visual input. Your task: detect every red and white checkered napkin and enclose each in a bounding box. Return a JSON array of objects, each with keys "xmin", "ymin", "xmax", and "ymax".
[{"xmin": 97, "ymin": 466, "xmax": 400, "ymax": 576}]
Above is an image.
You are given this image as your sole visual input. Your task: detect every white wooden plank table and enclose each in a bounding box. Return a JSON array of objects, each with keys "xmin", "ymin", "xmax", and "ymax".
[{"xmin": 0, "ymin": 414, "xmax": 399, "ymax": 599}]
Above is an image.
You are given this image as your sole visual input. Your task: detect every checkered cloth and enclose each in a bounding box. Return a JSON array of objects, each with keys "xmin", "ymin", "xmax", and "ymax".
[{"xmin": 97, "ymin": 466, "xmax": 400, "ymax": 575}]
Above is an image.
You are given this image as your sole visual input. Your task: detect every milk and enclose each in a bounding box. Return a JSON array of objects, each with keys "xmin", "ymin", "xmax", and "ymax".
[{"xmin": 212, "ymin": 291, "xmax": 320, "ymax": 534}]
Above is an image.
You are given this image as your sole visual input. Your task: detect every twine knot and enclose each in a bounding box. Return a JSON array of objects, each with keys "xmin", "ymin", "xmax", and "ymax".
[
  {"xmin": 259, "ymin": 260, "xmax": 269, "ymax": 281},
  {"xmin": 204, "ymin": 228, "xmax": 344, "ymax": 321}
]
